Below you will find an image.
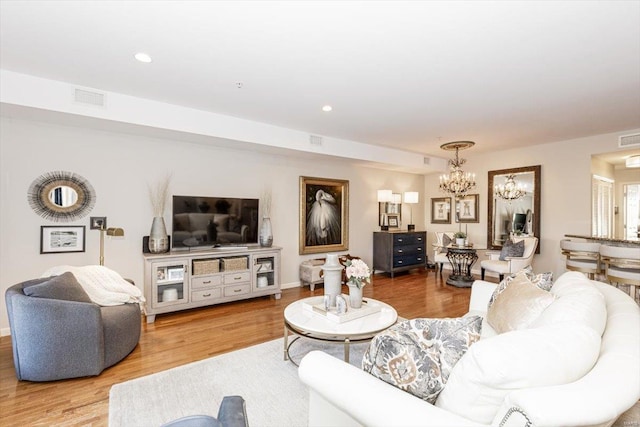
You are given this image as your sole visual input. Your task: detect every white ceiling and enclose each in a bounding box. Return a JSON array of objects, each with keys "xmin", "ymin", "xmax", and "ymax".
[{"xmin": 1, "ymin": 1, "xmax": 639, "ymax": 159}]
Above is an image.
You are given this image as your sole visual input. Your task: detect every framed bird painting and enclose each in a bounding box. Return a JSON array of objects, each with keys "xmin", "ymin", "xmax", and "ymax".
[{"xmin": 299, "ymin": 176, "xmax": 349, "ymax": 255}]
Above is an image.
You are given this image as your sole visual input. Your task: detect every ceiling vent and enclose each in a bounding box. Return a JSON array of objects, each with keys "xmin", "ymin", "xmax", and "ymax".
[
  {"xmin": 74, "ymin": 88, "xmax": 105, "ymax": 107},
  {"xmin": 619, "ymin": 133, "xmax": 640, "ymax": 148},
  {"xmin": 309, "ymin": 135, "xmax": 323, "ymax": 146},
  {"xmin": 423, "ymin": 157, "xmax": 430, "ymax": 165}
]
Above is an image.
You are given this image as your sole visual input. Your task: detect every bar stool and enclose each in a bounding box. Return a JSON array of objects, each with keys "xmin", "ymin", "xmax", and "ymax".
[
  {"xmin": 599, "ymin": 244, "xmax": 640, "ymax": 304},
  {"xmin": 560, "ymin": 239, "xmax": 601, "ymax": 279}
]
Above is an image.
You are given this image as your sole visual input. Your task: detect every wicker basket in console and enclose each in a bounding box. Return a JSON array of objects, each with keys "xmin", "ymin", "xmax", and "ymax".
[
  {"xmin": 192, "ymin": 259, "xmax": 220, "ymax": 275},
  {"xmin": 222, "ymin": 257, "xmax": 248, "ymax": 271}
]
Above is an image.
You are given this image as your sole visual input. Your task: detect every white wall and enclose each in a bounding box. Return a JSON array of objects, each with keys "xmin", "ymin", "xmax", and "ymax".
[
  {"xmin": 2, "ymin": 115, "xmax": 637, "ymax": 335},
  {"xmin": 0, "ymin": 116, "xmax": 425, "ymax": 335},
  {"xmin": 423, "ymin": 129, "xmax": 640, "ymax": 279}
]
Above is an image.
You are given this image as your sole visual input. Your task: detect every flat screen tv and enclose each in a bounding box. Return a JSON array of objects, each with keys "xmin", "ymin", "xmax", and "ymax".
[
  {"xmin": 172, "ymin": 195, "xmax": 259, "ymax": 250},
  {"xmin": 512, "ymin": 213, "xmax": 527, "ymax": 233}
]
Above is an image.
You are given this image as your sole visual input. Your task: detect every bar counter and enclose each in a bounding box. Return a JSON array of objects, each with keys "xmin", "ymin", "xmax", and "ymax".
[{"xmin": 564, "ymin": 234, "xmax": 640, "ymax": 247}]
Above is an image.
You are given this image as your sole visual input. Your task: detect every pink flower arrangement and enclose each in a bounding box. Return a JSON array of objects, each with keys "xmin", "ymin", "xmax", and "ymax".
[{"xmin": 345, "ymin": 259, "xmax": 371, "ymax": 289}]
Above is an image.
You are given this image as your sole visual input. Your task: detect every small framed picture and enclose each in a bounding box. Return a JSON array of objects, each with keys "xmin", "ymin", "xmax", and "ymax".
[
  {"xmin": 167, "ymin": 267, "xmax": 184, "ymax": 281},
  {"xmin": 40, "ymin": 225, "xmax": 86, "ymax": 254},
  {"xmin": 157, "ymin": 268, "xmax": 167, "ymax": 281},
  {"xmin": 90, "ymin": 216, "xmax": 107, "ymax": 230},
  {"xmin": 431, "ymin": 197, "xmax": 451, "ymax": 224},
  {"xmin": 456, "ymin": 194, "xmax": 480, "ymax": 223},
  {"xmin": 387, "ymin": 214, "xmax": 400, "ymax": 228}
]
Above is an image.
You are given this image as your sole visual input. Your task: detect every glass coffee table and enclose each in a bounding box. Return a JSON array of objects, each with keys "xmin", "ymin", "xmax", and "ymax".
[{"xmin": 283, "ymin": 296, "xmax": 397, "ymax": 365}]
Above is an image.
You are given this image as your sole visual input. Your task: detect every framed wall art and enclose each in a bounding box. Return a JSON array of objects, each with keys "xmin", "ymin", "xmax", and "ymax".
[
  {"xmin": 387, "ymin": 214, "xmax": 400, "ymax": 228},
  {"xmin": 456, "ymin": 194, "xmax": 479, "ymax": 223},
  {"xmin": 90, "ymin": 216, "xmax": 106, "ymax": 230},
  {"xmin": 299, "ymin": 176, "xmax": 349, "ymax": 254},
  {"xmin": 40, "ymin": 225, "xmax": 86, "ymax": 254},
  {"xmin": 431, "ymin": 197, "xmax": 451, "ymax": 224},
  {"xmin": 378, "ymin": 193, "xmax": 402, "ymax": 226}
]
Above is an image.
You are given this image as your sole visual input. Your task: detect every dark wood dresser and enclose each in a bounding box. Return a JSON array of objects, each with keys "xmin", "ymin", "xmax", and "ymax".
[{"xmin": 373, "ymin": 231, "xmax": 426, "ymax": 277}]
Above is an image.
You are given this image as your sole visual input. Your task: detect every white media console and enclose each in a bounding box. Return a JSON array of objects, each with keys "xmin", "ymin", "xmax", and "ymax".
[{"xmin": 143, "ymin": 246, "xmax": 281, "ymax": 323}]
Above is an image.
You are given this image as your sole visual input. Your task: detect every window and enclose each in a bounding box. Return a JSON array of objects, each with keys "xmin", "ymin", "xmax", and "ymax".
[
  {"xmin": 592, "ymin": 175, "xmax": 614, "ymax": 238},
  {"xmin": 623, "ymin": 183, "xmax": 640, "ymax": 240}
]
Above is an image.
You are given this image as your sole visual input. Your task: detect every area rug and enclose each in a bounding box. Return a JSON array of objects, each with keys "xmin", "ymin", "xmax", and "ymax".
[{"xmin": 109, "ymin": 338, "xmax": 369, "ymax": 427}]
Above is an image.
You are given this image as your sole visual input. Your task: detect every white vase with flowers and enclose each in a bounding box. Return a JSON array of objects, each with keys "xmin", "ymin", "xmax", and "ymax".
[{"xmin": 345, "ymin": 259, "xmax": 371, "ymax": 309}]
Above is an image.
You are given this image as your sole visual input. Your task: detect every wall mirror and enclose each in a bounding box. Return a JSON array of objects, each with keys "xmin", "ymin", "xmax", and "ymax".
[
  {"xmin": 487, "ymin": 165, "xmax": 541, "ymax": 253},
  {"xmin": 378, "ymin": 193, "xmax": 402, "ymax": 226},
  {"xmin": 27, "ymin": 171, "xmax": 96, "ymax": 222}
]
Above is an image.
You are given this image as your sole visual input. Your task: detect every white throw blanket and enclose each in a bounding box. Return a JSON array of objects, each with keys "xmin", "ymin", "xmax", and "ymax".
[{"xmin": 42, "ymin": 265, "xmax": 145, "ymax": 307}]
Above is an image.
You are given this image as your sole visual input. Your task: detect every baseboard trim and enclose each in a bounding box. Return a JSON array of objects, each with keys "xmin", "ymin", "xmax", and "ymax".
[
  {"xmin": 280, "ymin": 281, "xmax": 301, "ymax": 290},
  {"xmin": 1, "ymin": 327, "xmax": 11, "ymax": 337}
]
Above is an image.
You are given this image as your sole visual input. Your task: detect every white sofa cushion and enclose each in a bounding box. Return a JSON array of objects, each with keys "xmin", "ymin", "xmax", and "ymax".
[
  {"xmin": 435, "ymin": 324, "xmax": 602, "ymax": 424},
  {"xmin": 486, "ymin": 272, "xmax": 556, "ymax": 333},
  {"xmin": 531, "ymin": 271, "xmax": 607, "ymax": 335}
]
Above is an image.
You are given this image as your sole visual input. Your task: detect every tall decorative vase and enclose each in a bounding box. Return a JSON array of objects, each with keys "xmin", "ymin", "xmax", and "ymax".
[
  {"xmin": 259, "ymin": 217, "xmax": 273, "ymax": 247},
  {"xmin": 347, "ymin": 283, "xmax": 363, "ymax": 308},
  {"xmin": 322, "ymin": 254, "xmax": 344, "ymax": 307},
  {"xmin": 149, "ymin": 216, "xmax": 169, "ymax": 253}
]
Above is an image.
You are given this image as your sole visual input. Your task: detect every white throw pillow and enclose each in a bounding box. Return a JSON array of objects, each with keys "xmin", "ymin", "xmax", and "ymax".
[
  {"xmin": 435, "ymin": 324, "xmax": 601, "ymax": 424},
  {"xmin": 486, "ymin": 273, "xmax": 556, "ymax": 333},
  {"xmin": 488, "ymin": 267, "xmax": 553, "ymax": 309}
]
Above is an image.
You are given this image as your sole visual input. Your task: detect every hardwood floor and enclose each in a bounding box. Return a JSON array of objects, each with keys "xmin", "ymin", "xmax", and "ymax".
[{"xmin": 0, "ymin": 269, "xmax": 476, "ymax": 426}]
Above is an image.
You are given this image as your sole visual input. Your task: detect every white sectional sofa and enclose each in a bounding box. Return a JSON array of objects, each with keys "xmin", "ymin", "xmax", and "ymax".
[{"xmin": 299, "ymin": 272, "xmax": 640, "ymax": 427}]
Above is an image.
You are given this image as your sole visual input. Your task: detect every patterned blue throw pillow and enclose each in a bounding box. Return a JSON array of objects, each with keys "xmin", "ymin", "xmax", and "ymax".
[
  {"xmin": 499, "ymin": 239, "xmax": 525, "ymax": 261},
  {"xmin": 362, "ymin": 316, "xmax": 482, "ymax": 403}
]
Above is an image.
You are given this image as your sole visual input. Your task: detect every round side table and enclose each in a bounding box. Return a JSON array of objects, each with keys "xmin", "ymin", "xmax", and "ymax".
[{"xmin": 446, "ymin": 246, "xmax": 478, "ymax": 287}]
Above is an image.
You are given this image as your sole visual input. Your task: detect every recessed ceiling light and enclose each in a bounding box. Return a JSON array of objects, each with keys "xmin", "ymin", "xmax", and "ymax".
[
  {"xmin": 322, "ymin": 105, "xmax": 333, "ymax": 112},
  {"xmin": 134, "ymin": 52, "xmax": 152, "ymax": 63}
]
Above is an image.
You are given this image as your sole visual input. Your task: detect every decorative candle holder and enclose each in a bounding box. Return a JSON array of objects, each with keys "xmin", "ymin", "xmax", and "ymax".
[{"xmin": 321, "ymin": 254, "xmax": 344, "ymax": 307}]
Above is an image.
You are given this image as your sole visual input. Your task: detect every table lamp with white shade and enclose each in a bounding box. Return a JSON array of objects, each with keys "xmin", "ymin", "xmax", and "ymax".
[{"xmin": 403, "ymin": 191, "xmax": 419, "ymax": 231}]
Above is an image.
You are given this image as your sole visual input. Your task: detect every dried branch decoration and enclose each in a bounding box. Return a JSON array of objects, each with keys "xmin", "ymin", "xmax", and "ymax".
[
  {"xmin": 148, "ymin": 173, "xmax": 172, "ymax": 217},
  {"xmin": 261, "ymin": 187, "xmax": 272, "ymax": 218}
]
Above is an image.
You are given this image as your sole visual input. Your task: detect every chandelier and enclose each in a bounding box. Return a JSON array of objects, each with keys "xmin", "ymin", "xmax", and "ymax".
[
  {"xmin": 495, "ymin": 174, "xmax": 525, "ymax": 201},
  {"xmin": 439, "ymin": 141, "xmax": 477, "ymax": 198}
]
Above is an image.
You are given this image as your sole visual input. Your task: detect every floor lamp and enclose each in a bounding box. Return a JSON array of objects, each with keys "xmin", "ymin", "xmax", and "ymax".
[{"xmin": 99, "ymin": 226, "xmax": 125, "ymax": 266}]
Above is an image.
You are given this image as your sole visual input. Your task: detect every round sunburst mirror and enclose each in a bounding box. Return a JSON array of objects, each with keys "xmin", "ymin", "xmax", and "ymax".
[{"xmin": 27, "ymin": 171, "xmax": 96, "ymax": 222}]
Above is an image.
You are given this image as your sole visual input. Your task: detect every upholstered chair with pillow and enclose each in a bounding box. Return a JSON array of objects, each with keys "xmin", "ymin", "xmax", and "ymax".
[
  {"xmin": 432, "ymin": 231, "xmax": 455, "ymax": 273},
  {"xmin": 5, "ymin": 271, "xmax": 142, "ymax": 381},
  {"xmin": 480, "ymin": 236, "xmax": 538, "ymax": 281}
]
